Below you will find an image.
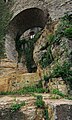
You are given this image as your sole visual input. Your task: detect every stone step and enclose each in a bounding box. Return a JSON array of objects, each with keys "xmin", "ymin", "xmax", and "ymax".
[{"xmin": 0, "ymin": 95, "xmax": 72, "ymax": 120}]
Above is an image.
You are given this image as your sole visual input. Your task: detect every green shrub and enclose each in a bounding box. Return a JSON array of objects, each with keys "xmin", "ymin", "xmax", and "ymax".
[
  {"xmin": 51, "ymin": 62, "xmax": 72, "ymax": 89},
  {"xmin": 40, "ymin": 13, "xmax": 72, "ymax": 68},
  {"xmin": 0, "ymin": 83, "xmax": 46, "ymax": 95},
  {"xmin": 32, "ymin": 31, "xmax": 42, "ymax": 43},
  {"xmin": 17, "ymin": 86, "xmax": 45, "ymax": 94},
  {"xmin": 52, "ymin": 89, "xmax": 65, "ymax": 97},
  {"xmin": 51, "ymin": 13, "xmax": 72, "ymax": 45},
  {"xmin": 35, "ymin": 95, "xmax": 45, "ymax": 108},
  {"xmin": 35, "ymin": 96, "xmax": 49, "ymax": 119},
  {"xmin": 40, "ymin": 46, "xmax": 54, "ymax": 68},
  {"xmin": 52, "ymin": 62, "xmax": 71, "ymax": 78},
  {"xmin": 11, "ymin": 101, "xmax": 25, "ymax": 112},
  {"xmin": 47, "ymin": 34, "xmax": 54, "ymax": 45},
  {"xmin": 65, "ymin": 96, "xmax": 72, "ymax": 100},
  {"xmin": 44, "ymin": 108, "xmax": 49, "ymax": 120},
  {"xmin": 64, "ymin": 27, "xmax": 72, "ymax": 39},
  {"xmin": 43, "ymin": 74, "xmax": 50, "ymax": 82},
  {"xmin": 62, "ymin": 13, "xmax": 72, "ymax": 23},
  {"xmin": 36, "ymin": 80, "xmax": 43, "ymax": 88}
]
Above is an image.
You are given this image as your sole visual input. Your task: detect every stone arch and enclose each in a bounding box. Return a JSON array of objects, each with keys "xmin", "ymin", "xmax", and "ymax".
[
  {"xmin": 9, "ymin": 7, "xmax": 47, "ymax": 36},
  {"xmin": 5, "ymin": 7, "xmax": 49, "ymax": 72},
  {"xmin": 5, "ymin": 7, "xmax": 48, "ymax": 60}
]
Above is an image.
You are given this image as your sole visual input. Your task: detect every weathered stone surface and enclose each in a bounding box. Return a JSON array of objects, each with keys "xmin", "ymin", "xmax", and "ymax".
[
  {"xmin": 48, "ymin": 77, "xmax": 68, "ymax": 95},
  {"xmin": 11, "ymin": 0, "xmax": 72, "ymax": 20},
  {"xmin": 33, "ymin": 24, "xmax": 54, "ymax": 65},
  {"xmin": 0, "ymin": 95, "xmax": 72, "ymax": 120},
  {"xmin": 47, "ymin": 100, "xmax": 72, "ymax": 120},
  {"xmin": 0, "ymin": 59, "xmax": 41, "ymax": 92},
  {"xmin": 0, "ymin": 72, "xmax": 41, "ymax": 92}
]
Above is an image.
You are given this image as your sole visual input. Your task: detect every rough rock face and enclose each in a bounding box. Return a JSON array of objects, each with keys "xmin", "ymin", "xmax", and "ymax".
[
  {"xmin": 33, "ymin": 23, "xmax": 71, "ymax": 66},
  {"xmin": 48, "ymin": 77, "xmax": 68, "ymax": 95},
  {"xmin": 33, "ymin": 23, "xmax": 54, "ymax": 64},
  {"xmin": 0, "ymin": 22, "xmax": 71, "ymax": 92},
  {"xmin": 0, "ymin": 59, "xmax": 41, "ymax": 92},
  {"xmin": 0, "ymin": 96, "xmax": 72, "ymax": 120}
]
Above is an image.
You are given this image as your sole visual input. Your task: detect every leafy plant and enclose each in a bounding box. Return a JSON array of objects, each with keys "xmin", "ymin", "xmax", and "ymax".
[
  {"xmin": 52, "ymin": 89, "xmax": 65, "ymax": 97},
  {"xmin": 47, "ymin": 34, "xmax": 54, "ymax": 45},
  {"xmin": 35, "ymin": 95, "xmax": 45, "ymax": 108},
  {"xmin": 40, "ymin": 46, "xmax": 54, "ymax": 68},
  {"xmin": 52, "ymin": 62, "xmax": 72, "ymax": 77},
  {"xmin": 36, "ymin": 80, "xmax": 43, "ymax": 88},
  {"xmin": 43, "ymin": 75, "xmax": 49, "ymax": 82},
  {"xmin": 44, "ymin": 108, "xmax": 49, "ymax": 120},
  {"xmin": 11, "ymin": 101, "xmax": 25, "ymax": 112},
  {"xmin": 0, "ymin": 82, "xmax": 46, "ymax": 95},
  {"xmin": 64, "ymin": 27, "xmax": 72, "ymax": 39},
  {"xmin": 35, "ymin": 95, "xmax": 49, "ymax": 119},
  {"xmin": 40, "ymin": 13, "xmax": 72, "ymax": 68},
  {"xmin": 51, "ymin": 62, "xmax": 72, "ymax": 89},
  {"xmin": 51, "ymin": 13, "xmax": 72, "ymax": 45},
  {"xmin": 65, "ymin": 96, "xmax": 72, "ymax": 100}
]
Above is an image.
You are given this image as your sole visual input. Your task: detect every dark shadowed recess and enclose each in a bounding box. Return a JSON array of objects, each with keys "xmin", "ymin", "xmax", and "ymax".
[{"xmin": 8, "ymin": 7, "xmax": 47, "ymax": 37}]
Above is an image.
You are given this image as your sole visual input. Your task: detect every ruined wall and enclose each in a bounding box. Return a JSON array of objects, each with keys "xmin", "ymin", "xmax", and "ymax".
[
  {"xmin": 5, "ymin": 0, "xmax": 72, "ymax": 61},
  {"xmin": 0, "ymin": 96, "xmax": 72, "ymax": 120},
  {"xmin": 1, "ymin": 0, "xmax": 71, "ymax": 92}
]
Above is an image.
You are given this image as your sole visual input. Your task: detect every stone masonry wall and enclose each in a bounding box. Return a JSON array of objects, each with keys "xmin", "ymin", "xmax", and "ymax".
[
  {"xmin": 5, "ymin": 0, "xmax": 72, "ymax": 61},
  {"xmin": 0, "ymin": 96, "xmax": 72, "ymax": 120}
]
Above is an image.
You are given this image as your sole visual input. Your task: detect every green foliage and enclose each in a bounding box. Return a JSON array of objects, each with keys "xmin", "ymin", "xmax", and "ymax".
[
  {"xmin": 43, "ymin": 75, "xmax": 49, "ymax": 82},
  {"xmin": 36, "ymin": 80, "xmax": 43, "ymax": 88},
  {"xmin": 64, "ymin": 27, "xmax": 72, "ymax": 39},
  {"xmin": 40, "ymin": 13, "xmax": 72, "ymax": 68},
  {"xmin": 48, "ymin": 13, "xmax": 72, "ymax": 45},
  {"xmin": 52, "ymin": 89, "xmax": 65, "ymax": 97},
  {"xmin": 51, "ymin": 62, "xmax": 72, "ymax": 89},
  {"xmin": 35, "ymin": 95, "xmax": 45, "ymax": 108},
  {"xmin": 51, "ymin": 62, "xmax": 71, "ymax": 78},
  {"xmin": 65, "ymin": 96, "xmax": 72, "ymax": 100},
  {"xmin": 40, "ymin": 46, "xmax": 54, "ymax": 68},
  {"xmin": 44, "ymin": 109, "xmax": 49, "ymax": 120},
  {"xmin": 11, "ymin": 101, "xmax": 25, "ymax": 112},
  {"xmin": 62, "ymin": 13, "xmax": 72, "ymax": 23},
  {"xmin": 0, "ymin": 81, "xmax": 46, "ymax": 95},
  {"xmin": 56, "ymin": 13, "xmax": 72, "ymax": 40},
  {"xmin": 32, "ymin": 31, "xmax": 42, "ymax": 43},
  {"xmin": 17, "ymin": 86, "xmax": 45, "ymax": 94},
  {"xmin": 35, "ymin": 95, "xmax": 49, "ymax": 119},
  {"xmin": 47, "ymin": 34, "xmax": 54, "ymax": 45}
]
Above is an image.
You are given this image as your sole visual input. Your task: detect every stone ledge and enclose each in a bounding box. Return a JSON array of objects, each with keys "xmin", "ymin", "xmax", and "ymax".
[{"xmin": 0, "ymin": 95, "xmax": 72, "ymax": 120}]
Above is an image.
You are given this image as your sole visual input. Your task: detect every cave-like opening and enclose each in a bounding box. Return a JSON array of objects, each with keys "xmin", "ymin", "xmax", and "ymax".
[{"xmin": 6, "ymin": 7, "xmax": 48, "ymax": 72}]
